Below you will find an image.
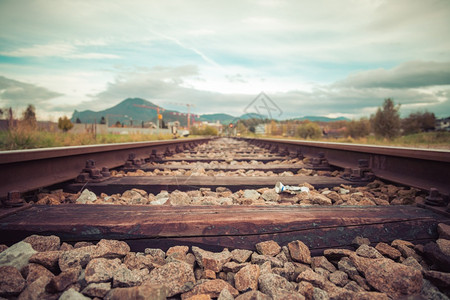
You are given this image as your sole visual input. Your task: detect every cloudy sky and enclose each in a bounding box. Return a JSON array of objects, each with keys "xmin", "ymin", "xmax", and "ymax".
[{"xmin": 0, "ymin": 0, "xmax": 449, "ymax": 121}]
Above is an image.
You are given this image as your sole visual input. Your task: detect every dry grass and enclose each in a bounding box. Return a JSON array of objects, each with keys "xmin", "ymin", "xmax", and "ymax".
[
  {"xmin": 2, "ymin": 124, "xmax": 449, "ymax": 151},
  {"xmin": 0, "ymin": 124, "xmax": 174, "ymax": 150},
  {"xmin": 252, "ymin": 132, "xmax": 450, "ymax": 150}
]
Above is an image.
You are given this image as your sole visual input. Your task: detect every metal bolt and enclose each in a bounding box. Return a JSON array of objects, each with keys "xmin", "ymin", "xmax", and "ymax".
[
  {"xmin": 2, "ymin": 191, "xmax": 25, "ymax": 207},
  {"xmin": 425, "ymin": 188, "xmax": 445, "ymax": 206},
  {"xmin": 101, "ymin": 167, "xmax": 111, "ymax": 177},
  {"xmin": 343, "ymin": 167, "xmax": 352, "ymax": 176},
  {"xmin": 76, "ymin": 172, "xmax": 90, "ymax": 183},
  {"xmin": 429, "ymin": 188, "xmax": 439, "ymax": 198}
]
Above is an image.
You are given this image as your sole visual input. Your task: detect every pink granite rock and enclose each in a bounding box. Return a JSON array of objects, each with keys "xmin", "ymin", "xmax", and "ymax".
[
  {"xmin": 0, "ymin": 266, "xmax": 26, "ymax": 296},
  {"xmin": 234, "ymin": 264, "xmax": 260, "ymax": 292},
  {"xmin": 23, "ymin": 235, "xmax": 60, "ymax": 252},
  {"xmin": 288, "ymin": 240, "xmax": 311, "ymax": 264},
  {"xmin": 255, "ymin": 240, "xmax": 281, "ymax": 257}
]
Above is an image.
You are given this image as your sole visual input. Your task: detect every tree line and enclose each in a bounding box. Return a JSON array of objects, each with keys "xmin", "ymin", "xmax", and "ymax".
[
  {"xmin": 0, "ymin": 105, "xmax": 74, "ymax": 132},
  {"xmin": 1, "ymin": 99, "xmax": 441, "ymax": 140},
  {"xmin": 233, "ymin": 98, "xmax": 438, "ymax": 140}
]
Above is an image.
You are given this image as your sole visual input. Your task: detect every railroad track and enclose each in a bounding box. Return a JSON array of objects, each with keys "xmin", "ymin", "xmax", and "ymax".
[
  {"xmin": 0, "ymin": 137, "xmax": 449, "ymax": 299},
  {"xmin": 0, "ymin": 137, "xmax": 449, "ymax": 247}
]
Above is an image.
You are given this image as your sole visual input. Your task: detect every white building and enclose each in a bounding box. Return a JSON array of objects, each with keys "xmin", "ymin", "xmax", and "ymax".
[
  {"xmin": 255, "ymin": 124, "xmax": 266, "ymax": 134},
  {"xmin": 436, "ymin": 118, "xmax": 450, "ymax": 131}
]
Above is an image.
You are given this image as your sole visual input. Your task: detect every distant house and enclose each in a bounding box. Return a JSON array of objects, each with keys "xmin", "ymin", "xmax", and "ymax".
[
  {"xmin": 255, "ymin": 124, "xmax": 266, "ymax": 135},
  {"xmin": 436, "ymin": 117, "xmax": 450, "ymax": 131}
]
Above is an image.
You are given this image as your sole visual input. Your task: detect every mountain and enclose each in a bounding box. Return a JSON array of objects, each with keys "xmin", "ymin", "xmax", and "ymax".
[
  {"xmin": 198, "ymin": 113, "xmax": 235, "ymax": 124},
  {"xmin": 239, "ymin": 113, "xmax": 266, "ymax": 120},
  {"xmin": 292, "ymin": 116, "xmax": 350, "ymax": 122},
  {"xmin": 71, "ymin": 98, "xmax": 183, "ymax": 126},
  {"xmin": 197, "ymin": 112, "xmax": 267, "ymax": 124}
]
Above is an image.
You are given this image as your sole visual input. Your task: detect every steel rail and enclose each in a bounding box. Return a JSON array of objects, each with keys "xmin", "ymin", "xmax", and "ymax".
[
  {"xmin": 0, "ymin": 137, "xmax": 212, "ymax": 199},
  {"xmin": 240, "ymin": 137, "xmax": 450, "ymax": 196}
]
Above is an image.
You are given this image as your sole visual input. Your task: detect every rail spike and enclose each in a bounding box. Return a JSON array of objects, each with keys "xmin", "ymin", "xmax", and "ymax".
[
  {"xmin": 122, "ymin": 153, "xmax": 144, "ymax": 172},
  {"xmin": 149, "ymin": 149, "xmax": 163, "ymax": 161},
  {"xmin": 311, "ymin": 152, "xmax": 329, "ymax": 168},
  {"xmin": 101, "ymin": 167, "xmax": 111, "ymax": 178},
  {"xmin": 342, "ymin": 159, "xmax": 375, "ymax": 182},
  {"xmin": 76, "ymin": 159, "xmax": 104, "ymax": 183},
  {"xmin": 2, "ymin": 191, "xmax": 25, "ymax": 207},
  {"xmin": 425, "ymin": 188, "xmax": 446, "ymax": 207},
  {"xmin": 164, "ymin": 147, "xmax": 174, "ymax": 157}
]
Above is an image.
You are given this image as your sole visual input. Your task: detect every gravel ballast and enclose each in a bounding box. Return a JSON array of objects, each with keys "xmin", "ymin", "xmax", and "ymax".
[{"xmin": 0, "ymin": 229, "xmax": 449, "ymax": 299}]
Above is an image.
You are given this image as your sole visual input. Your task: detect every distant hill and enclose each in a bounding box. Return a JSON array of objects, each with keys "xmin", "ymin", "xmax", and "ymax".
[
  {"xmin": 71, "ymin": 98, "xmax": 189, "ymax": 126},
  {"xmin": 72, "ymin": 98, "xmax": 158, "ymax": 125},
  {"xmin": 292, "ymin": 116, "xmax": 350, "ymax": 122},
  {"xmin": 198, "ymin": 112, "xmax": 266, "ymax": 124},
  {"xmin": 240, "ymin": 113, "xmax": 266, "ymax": 120},
  {"xmin": 198, "ymin": 113, "xmax": 235, "ymax": 124}
]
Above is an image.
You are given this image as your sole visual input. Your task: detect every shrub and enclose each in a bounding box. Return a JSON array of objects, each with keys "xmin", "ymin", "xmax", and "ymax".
[
  {"xmin": 191, "ymin": 125, "xmax": 218, "ymax": 136},
  {"xmin": 58, "ymin": 116, "xmax": 74, "ymax": 132},
  {"xmin": 296, "ymin": 121, "xmax": 322, "ymax": 139},
  {"xmin": 346, "ymin": 118, "xmax": 370, "ymax": 138},
  {"xmin": 402, "ymin": 111, "xmax": 435, "ymax": 134}
]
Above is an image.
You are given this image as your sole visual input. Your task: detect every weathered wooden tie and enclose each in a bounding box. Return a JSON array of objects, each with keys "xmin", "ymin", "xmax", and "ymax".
[
  {"xmin": 65, "ymin": 175, "xmax": 365, "ymax": 194},
  {"xmin": 139, "ymin": 163, "xmax": 310, "ymax": 173},
  {"xmin": 152, "ymin": 156, "xmax": 288, "ymax": 163},
  {"xmin": 0, "ymin": 205, "xmax": 447, "ymax": 255}
]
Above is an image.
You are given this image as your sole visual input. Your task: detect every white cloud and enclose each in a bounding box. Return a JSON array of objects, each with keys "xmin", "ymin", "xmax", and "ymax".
[
  {"xmin": 68, "ymin": 53, "xmax": 120, "ymax": 59},
  {"xmin": 0, "ymin": 75, "xmax": 63, "ymax": 108},
  {"xmin": 187, "ymin": 29, "xmax": 215, "ymax": 36},
  {"xmin": 336, "ymin": 61, "xmax": 450, "ymax": 88},
  {"xmin": 82, "ymin": 64, "xmax": 450, "ymax": 119},
  {"xmin": 0, "ymin": 42, "xmax": 119, "ymax": 59},
  {"xmin": 1, "ymin": 43, "xmax": 75, "ymax": 58}
]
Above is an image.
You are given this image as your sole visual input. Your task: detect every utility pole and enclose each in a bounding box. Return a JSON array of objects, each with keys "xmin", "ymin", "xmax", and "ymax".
[
  {"xmin": 133, "ymin": 104, "xmax": 165, "ymax": 129},
  {"xmin": 165, "ymin": 102, "xmax": 195, "ymax": 129}
]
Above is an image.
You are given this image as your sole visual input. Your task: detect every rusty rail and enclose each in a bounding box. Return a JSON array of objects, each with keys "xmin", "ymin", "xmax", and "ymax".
[
  {"xmin": 240, "ymin": 137, "xmax": 450, "ymax": 196},
  {"xmin": 0, "ymin": 137, "xmax": 212, "ymax": 199}
]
